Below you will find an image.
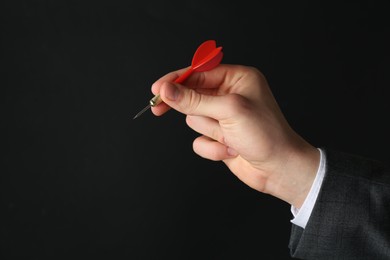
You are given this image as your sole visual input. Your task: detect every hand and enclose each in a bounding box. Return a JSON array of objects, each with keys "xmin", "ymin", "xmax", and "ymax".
[{"xmin": 151, "ymin": 64, "xmax": 320, "ymax": 208}]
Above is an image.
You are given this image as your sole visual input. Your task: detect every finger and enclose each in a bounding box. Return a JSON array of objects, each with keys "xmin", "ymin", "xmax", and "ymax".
[
  {"xmin": 152, "ymin": 64, "xmax": 253, "ymax": 94},
  {"xmin": 150, "ymin": 68, "xmax": 188, "ymax": 116},
  {"xmin": 151, "ymin": 67, "xmax": 190, "ymax": 95},
  {"xmin": 151, "ymin": 64, "xmax": 256, "ymax": 117},
  {"xmin": 186, "ymin": 115, "xmax": 224, "ymax": 143},
  {"xmin": 159, "ymin": 81, "xmax": 246, "ymax": 120},
  {"xmin": 150, "ymin": 101, "xmax": 171, "ymax": 116},
  {"xmin": 193, "ymin": 136, "xmax": 238, "ymax": 161}
]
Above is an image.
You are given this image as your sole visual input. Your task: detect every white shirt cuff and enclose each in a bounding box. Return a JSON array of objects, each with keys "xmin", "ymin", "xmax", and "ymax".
[{"xmin": 290, "ymin": 148, "xmax": 326, "ymax": 229}]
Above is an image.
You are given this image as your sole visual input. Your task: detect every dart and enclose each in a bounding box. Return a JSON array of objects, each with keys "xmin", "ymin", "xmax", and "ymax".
[{"xmin": 133, "ymin": 40, "xmax": 223, "ymax": 119}]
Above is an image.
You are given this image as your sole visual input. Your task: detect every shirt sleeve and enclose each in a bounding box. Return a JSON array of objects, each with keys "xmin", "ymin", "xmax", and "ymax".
[{"xmin": 290, "ymin": 148, "xmax": 326, "ymax": 229}]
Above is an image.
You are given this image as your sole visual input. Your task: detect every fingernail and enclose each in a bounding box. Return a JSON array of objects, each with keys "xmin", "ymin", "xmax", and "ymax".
[
  {"xmin": 227, "ymin": 147, "xmax": 238, "ymax": 157},
  {"xmin": 165, "ymin": 83, "xmax": 179, "ymax": 101}
]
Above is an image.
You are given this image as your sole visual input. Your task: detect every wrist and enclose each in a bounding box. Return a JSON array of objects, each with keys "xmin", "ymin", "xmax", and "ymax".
[{"xmin": 268, "ymin": 140, "xmax": 320, "ymax": 208}]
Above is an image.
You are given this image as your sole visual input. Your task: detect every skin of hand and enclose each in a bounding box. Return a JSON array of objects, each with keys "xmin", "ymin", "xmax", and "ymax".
[{"xmin": 151, "ymin": 64, "xmax": 320, "ymax": 209}]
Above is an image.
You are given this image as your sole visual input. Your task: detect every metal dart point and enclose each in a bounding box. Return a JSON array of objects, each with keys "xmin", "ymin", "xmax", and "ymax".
[
  {"xmin": 133, "ymin": 94, "xmax": 161, "ymax": 119},
  {"xmin": 132, "ymin": 104, "xmax": 151, "ymax": 119}
]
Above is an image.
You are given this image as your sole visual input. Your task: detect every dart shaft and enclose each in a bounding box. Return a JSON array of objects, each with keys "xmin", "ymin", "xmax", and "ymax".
[{"xmin": 150, "ymin": 94, "xmax": 162, "ymax": 106}]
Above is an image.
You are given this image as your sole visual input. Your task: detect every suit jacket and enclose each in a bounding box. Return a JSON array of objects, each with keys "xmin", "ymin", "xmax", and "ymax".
[{"xmin": 289, "ymin": 148, "xmax": 390, "ymax": 259}]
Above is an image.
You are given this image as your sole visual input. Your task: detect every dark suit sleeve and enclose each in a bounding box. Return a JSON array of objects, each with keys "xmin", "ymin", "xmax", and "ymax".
[{"xmin": 288, "ymin": 148, "xmax": 390, "ymax": 259}]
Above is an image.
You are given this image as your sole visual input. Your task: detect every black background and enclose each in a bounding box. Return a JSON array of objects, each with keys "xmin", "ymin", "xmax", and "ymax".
[{"xmin": 2, "ymin": 1, "xmax": 389, "ymax": 259}]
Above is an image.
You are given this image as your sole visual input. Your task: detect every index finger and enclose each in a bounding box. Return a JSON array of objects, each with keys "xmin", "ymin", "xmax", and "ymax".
[
  {"xmin": 151, "ymin": 64, "xmax": 255, "ymax": 116},
  {"xmin": 152, "ymin": 64, "xmax": 249, "ymax": 95}
]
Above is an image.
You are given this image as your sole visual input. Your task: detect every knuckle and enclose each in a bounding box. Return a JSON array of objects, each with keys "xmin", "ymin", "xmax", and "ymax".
[
  {"xmin": 185, "ymin": 90, "xmax": 202, "ymax": 115},
  {"xmin": 224, "ymin": 94, "xmax": 252, "ymax": 116}
]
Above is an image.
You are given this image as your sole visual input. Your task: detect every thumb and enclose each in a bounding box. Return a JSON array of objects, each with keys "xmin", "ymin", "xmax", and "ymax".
[{"xmin": 159, "ymin": 82, "xmax": 228, "ymax": 119}]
